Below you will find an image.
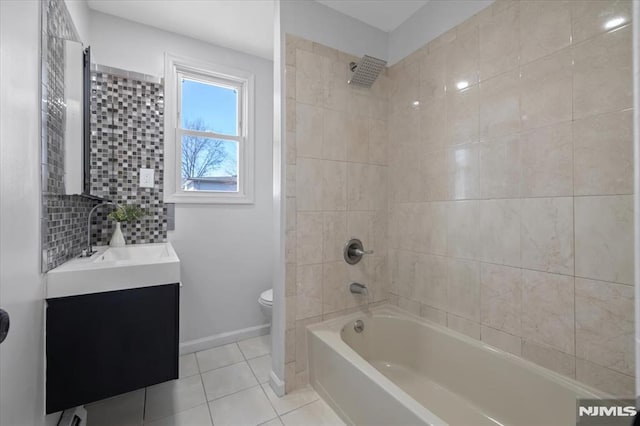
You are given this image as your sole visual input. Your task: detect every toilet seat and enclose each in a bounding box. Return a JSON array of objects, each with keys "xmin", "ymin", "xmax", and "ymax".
[{"xmin": 259, "ymin": 289, "xmax": 273, "ymax": 306}]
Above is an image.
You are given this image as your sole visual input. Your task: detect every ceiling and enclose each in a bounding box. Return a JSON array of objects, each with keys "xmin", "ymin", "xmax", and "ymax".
[
  {"xmin": 86, "ymin": 0, "xmax": 431, "ymax": 60},
  {"xmin": 315, "ymin": 0, "xmax": 429, "ymax": 32},
  {"xmin": 86, "ymin": 0, "xmax": 275, "ymax": 60}
]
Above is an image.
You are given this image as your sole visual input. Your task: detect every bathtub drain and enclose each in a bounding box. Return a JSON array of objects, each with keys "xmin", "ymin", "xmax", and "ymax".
[{"xmin": 354, "ymin": 320, "xmax": 364, "ymax": 333}]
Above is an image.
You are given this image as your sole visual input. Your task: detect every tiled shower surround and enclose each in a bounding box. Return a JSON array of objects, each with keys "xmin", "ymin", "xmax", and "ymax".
[
  {"xmin": 283, "ymin": 35, "xmax": 390, "ymax": 391},
  {"xmin": 284, "ymin": 0, "xmax": 634, "ymax": 397}
]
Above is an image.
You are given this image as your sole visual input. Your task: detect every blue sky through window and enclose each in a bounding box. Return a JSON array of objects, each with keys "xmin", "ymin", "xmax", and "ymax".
[{"xmin": 181, "ymin": 78, "xmax": 238, "ymax": 178}]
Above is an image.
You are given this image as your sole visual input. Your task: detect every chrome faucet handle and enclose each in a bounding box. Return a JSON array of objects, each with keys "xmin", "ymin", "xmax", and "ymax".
[
  {"xmin": 344, "ymin": 238, "xmax": 373, "ymax": 265},
  {"xmin": 352, "ymin": 248, "xmax": 374, "ymax": 256}
]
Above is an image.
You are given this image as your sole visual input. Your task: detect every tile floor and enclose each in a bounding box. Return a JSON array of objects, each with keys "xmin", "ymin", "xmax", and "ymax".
[{"xmin": 85, "ymin": 334, "xmax": 345, "ymax": 426}]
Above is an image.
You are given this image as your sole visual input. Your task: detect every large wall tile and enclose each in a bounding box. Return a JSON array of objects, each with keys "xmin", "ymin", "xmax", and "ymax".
[
  {"xmin": 479, "ymin": 1, "xmax": 519, "ymax": 80},
  {"xmin": 522, "ymin": 340, "xmax": 575, "ymax": 378},
  {"xmin": 573, "ymin": 109, "xmax": 633, "ymax": 196},
  {"xmin": 296, "ymin": 212, "xmax": 323, "ymax": 265},
  {"xmin": 479, "ymin": 70, "xmax": 521, "ymax": 138},
  {"xmin": 521, "ymin": 197, "xmax": 574, "ymax": 275},
  {"xmin": 519, "ymin": 0, "xmax": 571, "ymax": 64},
  {"xmin": 576, "ymin": 358, "xmax": 634, "ymax": 397},
  {"xmin": 520, "ymin": 50, "xmax": 572, "ymax": 130},
  {"xmin": 481, "ymin": 326, "xmax": 522, "ymax": 356},
  {"xmin": 347, "ymin": 116, "xmax": 369, "ymax": 163},
  {"xmin": 480, "ymin": 263, "xmax": 522, "ymax": 335},
  {"xmin": 479, "ymin": 199, "xmax": 521, "ymax": 267},
  {"xmin": 447, "ymin": 313, "xmax": 481, "ymax": 339},
  {"xmin": 324, "ymin": 60, "xmax": 349, "ymax": 112},
  {"xmin": 447, "ymin": 259, "xmax": 481, "ymax": 322},
  {"xmin": 321, "ymin": 160, "xmax": 347, "ymax": 211},
  {"xmin": 479, "ymin": 134, "xmax": 520, "ymax": 199},
  {"xmin": 368, "ymin": 118, "xmax": 388, "ymax": 165},
  {"xmin": 322, "ymin": 211, "xmax": 347, "ymax": 263},
  {"xmin": 296, "ymin": 264, "xmax": 323, "ymax": 320},
  {"xmin": 522, "ymin": 270, "xmax": 574, "ymax": 354},
  {"xmin": 416, "ymin": 254, "xmax": 448, "ymax": 311},
  {"xmin": 322, "ymin": 109, "xmax": 347, "ymax": 161},
  {"xmin": 295, "ymin": 158, "xmax": 323, "ymax": 211},
  {"xmin": 447, "ymin": 200, "xmax": 480, "ymax": 260},
  {"xmin": 295, "ymin": 103, "xmax": 323, "ymax": 158},
  {"xmin": 445, "ymin": 25, "xmax": 479, "ymax": 89},
  {"xmin": 295, "ymin": 49, "xmax": 328, "ymax": 106},
  {"xmin": 571, "ymin": 0, "xmax": 632, "ymax": 44},
  {"xmin": 575, "ymin": 195, "xmax": 633, "ymax": 285},
  {"xmin": 520, "ymin": 122, "xmax": 573, "ymax": 197},
  {"xmin": 573, "ymin": 25, "xmax": 632, "ymax": 119},
  {"xmin": 575, "ymin": 278, "xmax": 634, "ymax": 376},
  {"xmin": 423, "ymin": 149, "xmax": 449, "ymax": 201},
  {"xmin": 448, "ymin": 143, "xmax": 481, "ymax": 200},
  {"xmin": 446, "ymin": 85, "xmax": 479, "ymax": 146},
  {"xmin": 321, "ymin": 262, "xmax": 351, "ymax": 315}
]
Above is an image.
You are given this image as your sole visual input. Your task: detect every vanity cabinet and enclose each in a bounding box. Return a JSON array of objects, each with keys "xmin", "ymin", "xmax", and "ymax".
[{"xmin": 46, "ymin": 283, "xmax": 179, "ymax": 414}]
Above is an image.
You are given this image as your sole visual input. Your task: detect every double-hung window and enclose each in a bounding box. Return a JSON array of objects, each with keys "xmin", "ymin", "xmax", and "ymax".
[{"xmin": 164, "ymin": 54, "xmax": 254, "ymax": 203}]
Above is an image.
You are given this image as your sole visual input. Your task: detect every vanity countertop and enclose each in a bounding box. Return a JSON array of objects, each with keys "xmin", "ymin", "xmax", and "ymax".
[{"xmin": 46, "ymin": 242, "xmax": 180, "ymax": 298}]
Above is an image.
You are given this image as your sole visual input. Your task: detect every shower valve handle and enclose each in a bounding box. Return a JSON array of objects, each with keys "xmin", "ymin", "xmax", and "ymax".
[{"xmin": 351, "ymin": 248, "xmax": 374, "ymax": 257}]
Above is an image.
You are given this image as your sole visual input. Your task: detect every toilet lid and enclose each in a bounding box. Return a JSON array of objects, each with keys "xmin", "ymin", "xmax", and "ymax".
[{"xmin": 260, "ymin": 289, "xmax": 273, "ymax": 305}]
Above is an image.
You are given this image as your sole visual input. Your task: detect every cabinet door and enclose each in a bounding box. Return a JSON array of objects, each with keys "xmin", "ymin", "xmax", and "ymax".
[{"xmin": 46, "ymin": 283, "xmax": 179, "ymax": 413}]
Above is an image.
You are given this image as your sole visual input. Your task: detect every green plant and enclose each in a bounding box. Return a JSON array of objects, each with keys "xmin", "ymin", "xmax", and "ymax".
[{"xmin": 107, "ymin": 204, "xmax": 146, "ymax": 223}]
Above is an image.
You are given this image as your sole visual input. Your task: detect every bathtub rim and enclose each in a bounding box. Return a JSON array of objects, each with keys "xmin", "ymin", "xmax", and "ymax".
[{"xmin": 307, "ymin": 304, "xmax": 610, "ymax": 415}]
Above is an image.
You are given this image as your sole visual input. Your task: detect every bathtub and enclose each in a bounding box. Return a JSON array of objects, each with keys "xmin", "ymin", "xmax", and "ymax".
[{"xmin": 307, "ymin": 305, "xmax": 606, "ymax": 426}]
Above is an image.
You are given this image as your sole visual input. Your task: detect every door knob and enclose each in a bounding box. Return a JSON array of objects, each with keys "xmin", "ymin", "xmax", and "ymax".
[{"xmin": 0, "ymin": 309, "xmax": 9, "ymax": 345}]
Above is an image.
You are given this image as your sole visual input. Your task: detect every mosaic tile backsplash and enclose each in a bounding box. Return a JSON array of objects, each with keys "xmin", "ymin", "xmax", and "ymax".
[
  {"xmin": 42, "ymin": 0, "xmax": 166, "ymax": 272},
  {"xmin": 89, "ymin": 67, "xmax": 167, "ymax": 246},
  {"xmin": 42, "ymin": 0, "xmax": 97, "ymax": 271}
]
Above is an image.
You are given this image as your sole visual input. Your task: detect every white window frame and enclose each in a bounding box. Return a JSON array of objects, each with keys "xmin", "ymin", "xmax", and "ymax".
[{"xmin": 164, "ymin": 53, "xmax": 255, "ymax": 204}]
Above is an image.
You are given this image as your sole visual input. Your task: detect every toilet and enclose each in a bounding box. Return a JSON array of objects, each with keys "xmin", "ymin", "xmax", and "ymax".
[{"xmin": 258, "ymin": 289, "xmax": 273, "ymax": 322}]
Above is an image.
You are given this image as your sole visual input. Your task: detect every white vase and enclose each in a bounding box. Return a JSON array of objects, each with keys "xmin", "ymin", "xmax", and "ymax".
[{"xmin": 110, "ymin": 222, "xmax": 126, "ymax": 247}]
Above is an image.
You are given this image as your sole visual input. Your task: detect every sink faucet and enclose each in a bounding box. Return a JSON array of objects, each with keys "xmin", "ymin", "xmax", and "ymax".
[
  {"xmin": 81, "ymin": 201, "xmax": 117, "ymax": 257},
  {"xmin": 350, "ymin": 282, "xmax": 368, "ymax": 295}
]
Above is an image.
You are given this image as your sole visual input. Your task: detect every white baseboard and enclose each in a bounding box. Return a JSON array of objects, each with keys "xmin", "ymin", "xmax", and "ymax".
[
  {"xmin": 269, "ymin": 370, "xmax": 285, "ymax": 397},
  {"xmin": 180, "ymin": 323, "xmax": 271, "ymax": 355}
]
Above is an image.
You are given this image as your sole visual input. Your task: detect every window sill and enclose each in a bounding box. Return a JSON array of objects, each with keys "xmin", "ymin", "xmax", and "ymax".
[{"xmin": 164, "ymin": 192, "xmax": 254, "ymax": 205}]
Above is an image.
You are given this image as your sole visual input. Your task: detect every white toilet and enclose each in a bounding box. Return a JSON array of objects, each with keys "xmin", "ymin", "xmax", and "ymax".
[{"xmin": 258, "ymin": 289, "xmax": 273, "ymax": 323}]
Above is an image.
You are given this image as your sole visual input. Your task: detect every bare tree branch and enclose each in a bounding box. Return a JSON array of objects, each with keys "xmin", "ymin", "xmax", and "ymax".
[{"xmin": 181, "ymin": 118, "xmax": 228, "ymax": 181}]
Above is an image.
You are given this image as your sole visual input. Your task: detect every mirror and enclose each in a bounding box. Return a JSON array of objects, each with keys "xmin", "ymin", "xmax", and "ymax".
[{"xmin": 62, "ymin": 38, "xmax": 85, "ymax": 196}]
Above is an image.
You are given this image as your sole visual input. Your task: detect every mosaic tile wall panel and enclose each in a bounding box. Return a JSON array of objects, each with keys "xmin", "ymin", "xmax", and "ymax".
[
  {"xmin": 89, "ymin": 69, "xmax": 167, "ymax": 246},
  {"xmin": 42, "ymin": 0, "xmax": 166, "ymax": 271},
  {"xmin": 42, "ymin": 0, "xmax": 98, "ymax": 271}
]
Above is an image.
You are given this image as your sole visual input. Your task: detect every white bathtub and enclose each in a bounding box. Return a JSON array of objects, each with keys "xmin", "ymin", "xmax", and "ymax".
[{"xmin": 308, "ymin": 305, "xmax": 606, "ymax": 426}]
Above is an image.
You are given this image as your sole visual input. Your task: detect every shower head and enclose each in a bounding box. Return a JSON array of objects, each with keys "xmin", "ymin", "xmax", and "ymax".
[{"xmin": 347, "ymin": 55, "xmax": 387, "ymax": 88}]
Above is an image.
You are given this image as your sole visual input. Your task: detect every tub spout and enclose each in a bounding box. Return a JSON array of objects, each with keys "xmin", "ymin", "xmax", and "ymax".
[{"xmin": 350, "ymin": 282, "xmax": 368, "ymax": 295}]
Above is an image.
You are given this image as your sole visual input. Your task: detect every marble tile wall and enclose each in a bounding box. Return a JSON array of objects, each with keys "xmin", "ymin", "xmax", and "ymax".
[
  {"xmin": 283, "ymin": 35, "xmax": 390, "ymax": 392},
  {"xmin": 387, "ymin": 0, "xmax": 634, "ymax": 397}
]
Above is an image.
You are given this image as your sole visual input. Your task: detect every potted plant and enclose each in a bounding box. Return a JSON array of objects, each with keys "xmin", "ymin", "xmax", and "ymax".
[{"xmin": 107, "ymin": 204, "xmax": 146, "ymax": 247}]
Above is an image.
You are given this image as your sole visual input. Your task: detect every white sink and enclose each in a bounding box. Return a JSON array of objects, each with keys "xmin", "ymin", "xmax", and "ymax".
[
  {"xmin": 46, "ymin": 242, "xmax": 180, "ymax": 298},
  {"xmin": 94, "ymin": 244, "xmax": 172, "ymax": 263}
]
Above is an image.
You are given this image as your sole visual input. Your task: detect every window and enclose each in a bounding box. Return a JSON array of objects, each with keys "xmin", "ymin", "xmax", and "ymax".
[{"xmin": 164, "ymin": 54, "xmax": 255, "ymax": 203}]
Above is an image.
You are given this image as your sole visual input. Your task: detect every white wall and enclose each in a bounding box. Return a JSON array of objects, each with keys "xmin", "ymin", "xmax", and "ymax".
[
  {"xmin": 0, "ymin": 1, "xmax": 48, "ymax": 424},
  {"xmin": 64, "ymin": 0, "xmax": 91, "ymax": 43},
  {"xmin": 388, "ymin": 0, "xmax": 493, "ymax": 65},
  {"xmin": 89, "ymin": 11, "xmax": 274, "ymax": 347},
  {"xmin": 281, "ymin": 0, "xmax": 388, "ymax": 61}
]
